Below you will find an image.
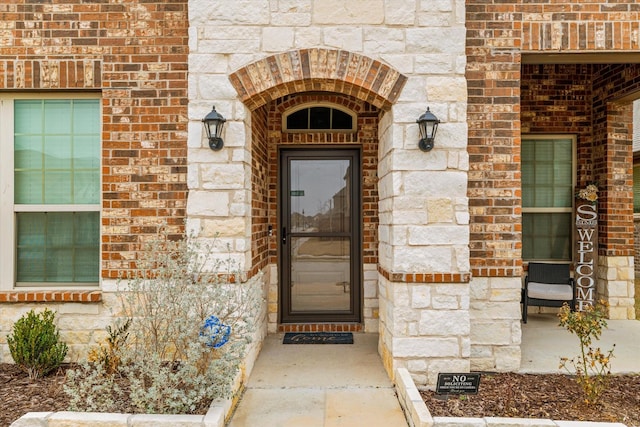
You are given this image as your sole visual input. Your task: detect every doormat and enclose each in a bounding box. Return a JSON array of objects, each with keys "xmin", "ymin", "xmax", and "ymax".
[{"xmin": 283, "ymin": 332, "xmax": 353, "ymax": 344}]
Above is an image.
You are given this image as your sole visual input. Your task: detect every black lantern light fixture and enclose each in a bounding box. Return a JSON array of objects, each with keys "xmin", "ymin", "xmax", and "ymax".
[
  {"xmin": 416, "ymin": 107, "xmax": 440, "ymax": 151},
  {"xmin": 202, "ymin": 105, "xmax": 226, "ymax": 150}
]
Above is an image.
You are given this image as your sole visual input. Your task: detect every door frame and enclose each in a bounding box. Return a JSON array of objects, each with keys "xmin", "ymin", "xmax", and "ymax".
[{"xmin": 278, "ymin": 147, "xmax": 362, "ymax": 323}]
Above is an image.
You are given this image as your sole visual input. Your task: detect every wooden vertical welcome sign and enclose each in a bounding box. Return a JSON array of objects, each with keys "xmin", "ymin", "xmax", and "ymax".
[{"xmin": 574, "ymin": 185, "xmax": 598, "ymax": 311}]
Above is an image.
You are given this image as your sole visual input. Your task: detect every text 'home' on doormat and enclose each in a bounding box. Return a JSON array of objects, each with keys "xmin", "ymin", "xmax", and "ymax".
[{"xmin": 283, "ymin": 332, "xmax": 354, "ymax": 344}]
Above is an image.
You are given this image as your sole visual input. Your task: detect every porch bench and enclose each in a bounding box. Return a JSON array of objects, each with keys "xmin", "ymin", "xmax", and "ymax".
[{"xmin": 522, "ymin": 262, "xmax": 576, "ymax": 323}]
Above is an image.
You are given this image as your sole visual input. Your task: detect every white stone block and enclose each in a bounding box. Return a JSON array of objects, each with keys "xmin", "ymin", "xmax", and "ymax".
[
  {"xmin": 272, "ymin": 12, "xmax": 311, "ymax": 27},
  {"xmin": 190, "ymin": 54, "xmax": 229, "ymax": 74},
  {"xmin": 396, "ymin": 149, "xmax": 448, "ymax": 171},
  {"xmin": 201, "ymin": 1, "xmax": 270, "ymax": 25},
  {"xmin": 363, "ymin": 39, "xmax": 405, "ymax": 55},
  {"xmin": 470, "ymin": 321, "xmax": 512, "ymax": 345},
  {"xmin": 323, "ymin": 27, "xmax": 363, "ymax": 51},
  {"xmin": 294, "ymin": 27, "xmax": 322, "ymax": 47},
  {"xmin": 432, "ymin": 417, "xmax": 486, "ymax": 427},
  {"xmin": 436, "ymin": 123, "xmax": 469, "ymax": 149},
  {"xmin": 130, "ymin": 414, "xmax": 207, "ymax": 426},
  {"xmin": 410, "ymin": 285, "xmax": 432, "ymax": 309},
  {"xmin": 408, "ymin": 225, "xmax": 469, "ymax": 245},
  {"xmin": 380, "ymin": 53, "xmax": 415, "ymax": 74},
  {"xmin": 198, "ymin": 74, "xmax": 238, "ymax": 99},
  {"xmin": 426, "ymin": 358, "xmax": 470, "ymax": 383},
  {"xmin": 384, "ymin": 0, "xmax": 416, "ymax": 25},
  {"xmin": 419, "ymin": 310, "xmax": 470, "ymax": 336},
  {"xmin": 554, "ymin": 422, "xmax": 627, "ymax": 427},
  {"xmin": 391, "ymin": 210, "xmax": 427, "ymax": 226},
  {"xmin": 392, "ymin": 337, "xmax": 460, "ymax": 357},
  {"xmin": 313, "ymin": 0, "xmax": 384, "ymax": 24},
  {"xmin": 10, "ymin": 412, "xmax": 53, "ymax": 427},
  {"xmin": 406, "ymin": 27, "xmax": 466, "ymax": 55},
  {"xmin": 415, "ymin": 54, "xmax": 455, "ymax": 74},
  {"xmin": 403, "ymin": 171, "xmax": 467, "ymax": 198},
  {"xmin": 394, "ymin": 246, "xmax": 453, "ymax": 272},
  {"xmin": 262, "ymin": 27, "xmax": 295, "ymax": 52},
  {"xmin": 455, "ymin": 211, "xmax": 470, "ymax": 225},
  {"xmin": 364, "ymin": 318, "xmax": 379, "ymax": 333},
  {"xmin": 201, "ymin": 218, "xmax": 247, "ymax": 238},
  {"xmin": 396, "ymin": 75, "xmax": 427, "ymax": 103},
  {"xmin": 485, "ymin": 417, "xmax": 556, "ymax": 426},
  {"xmin": 432, "ymin": 295, "xmax": 460, "ymax": 309},
  {"xmin": 201, "ymin": 163, "xmax": 245, "ymax": 190},
  {"xmin": 364, "ymin": 280, "xmax": 378, "ymax": 298},
  {"xmin": 470, "ymin": 301, "xmax": 521, "ymax": 320},
  {"xmin": 48, "ymin": 412, "xmax": 130, "ymax": 426},
  {"xmin": 407, "ymin": 358, "xmax": 428, "ymax": 373},
  {"xmin": 187, "ymin": 191, "xmax": 230, "ymax": 217},
  {"xmin": 494, "ymin": 345, "xmax": 522, "ymax": 372},
  {"xmin": 607, "ymin": 280, "xmax": 630, "ymax": 297}
]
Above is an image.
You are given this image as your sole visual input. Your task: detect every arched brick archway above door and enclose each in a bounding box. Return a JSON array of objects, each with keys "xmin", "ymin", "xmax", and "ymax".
[{"xmin": 228, "ymin": 48, "xmax": 407, "ymax": 110}]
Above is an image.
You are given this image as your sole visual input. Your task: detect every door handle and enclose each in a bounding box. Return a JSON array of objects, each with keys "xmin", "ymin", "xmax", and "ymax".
[{"xmin": 282, "ymin": 227, "xmax": 287, "ymax": 244}]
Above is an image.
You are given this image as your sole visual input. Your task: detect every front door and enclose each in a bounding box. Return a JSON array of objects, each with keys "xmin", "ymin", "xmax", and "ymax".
[{"xmin": 279, "ymin": 148, "xmax": 361, "ymax": 323}]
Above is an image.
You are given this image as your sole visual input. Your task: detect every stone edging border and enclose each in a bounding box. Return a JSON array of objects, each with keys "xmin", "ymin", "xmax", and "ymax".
[
  {"xmin": 394, "ymin": 367, "xmax": 628, "ymax": 427},
  {"xmin": 10, "ymin": 398, "xmax": 232, "ymax": 427}
]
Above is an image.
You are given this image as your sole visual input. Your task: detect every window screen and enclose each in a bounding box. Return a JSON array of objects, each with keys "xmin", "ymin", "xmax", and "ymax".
[{"xmin": 14, "ymin": 99, "xmax": 100, "ymax": 285}]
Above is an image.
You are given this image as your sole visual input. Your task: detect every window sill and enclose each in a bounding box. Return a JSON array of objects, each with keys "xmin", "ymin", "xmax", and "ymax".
[{"xmin": 0, "ymin": 291, "xmax": 102, "ymax": 303}]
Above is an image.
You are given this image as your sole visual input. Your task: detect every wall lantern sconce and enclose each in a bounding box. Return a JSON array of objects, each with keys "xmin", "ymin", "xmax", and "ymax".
[
  {"xmin": 202, "ymin": 105, "xmax": 226, "ymax": 151},
  {"xmin": 417, "ymin": 107, "xmax": 440, "ymax": 152}
]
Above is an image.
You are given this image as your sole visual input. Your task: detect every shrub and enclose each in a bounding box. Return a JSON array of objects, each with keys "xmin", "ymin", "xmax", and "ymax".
[
  {"xmin": 558, "ymin": 300, "xmax": 615, "ymax": 405},
  {"xmin": 65, "ymin": 229, "xmax": 262, "ymax": 414},
  {"xmin": 7, "ymin": 308, "xmax": 68, "ymax": 380},
  {"xmin": 87, "ymin": 318, "xmax": 131, "ymax": 375}
]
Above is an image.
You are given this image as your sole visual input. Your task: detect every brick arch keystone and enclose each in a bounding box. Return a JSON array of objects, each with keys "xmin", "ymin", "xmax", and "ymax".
[{"xmin": 229, "ymin": 48, "xmax": 407, "ymax": 111}]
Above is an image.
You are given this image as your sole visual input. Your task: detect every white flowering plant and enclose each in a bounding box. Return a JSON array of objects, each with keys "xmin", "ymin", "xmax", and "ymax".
[
  {"xmin": 65, "ymin": 228, "xmax": 262, "ymax": 414},
  {"xmin": 576, "ymin": 183, "xmax": 598, "ymax": 204}
]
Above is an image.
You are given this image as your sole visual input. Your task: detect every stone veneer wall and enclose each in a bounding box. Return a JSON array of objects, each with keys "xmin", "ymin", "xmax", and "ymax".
[{"xmin": 191, "ymin": 0, "xmax": 470, "ymax": 387}]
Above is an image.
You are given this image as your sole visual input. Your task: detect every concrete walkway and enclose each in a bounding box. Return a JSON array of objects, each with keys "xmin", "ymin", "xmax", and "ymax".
[
  {"xmin": 227, "ymin": 333, "xmax": 408, "ymax": 427},
  {"xmin": 227, "ymin": 317, "xmax": 640, "ymax": 426},
  {"xmin": 520, "ymin": 313, "xmax": 640, "ymax": 374}
]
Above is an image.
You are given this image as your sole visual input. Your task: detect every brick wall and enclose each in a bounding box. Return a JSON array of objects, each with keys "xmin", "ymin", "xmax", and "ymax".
[
  {"xmin": 466, "ymin": 2, "xmax": 523, "ymax": 278},
  {"xmin": 250, "ymin": 106, "xmax": 269, "ymax": 278},
  {"xmin": 0, "ymin": 1, "xmax": 189, "ymax": 284},
  {"xmin": 591, "ymin": 64, "xmax": 640, "ymax": 257},
  {"xmin": 467, "ymin": 1, "xmax": 640, "ymax": 278}
]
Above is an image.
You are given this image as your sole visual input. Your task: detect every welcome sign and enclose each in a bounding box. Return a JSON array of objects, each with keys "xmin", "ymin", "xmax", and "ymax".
[{"xmin": 574, "ymin": 199, "xmax": 597, "ymax": 311}]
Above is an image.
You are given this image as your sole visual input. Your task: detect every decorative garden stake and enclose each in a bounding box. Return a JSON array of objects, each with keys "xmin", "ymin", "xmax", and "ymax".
[
  {"xmin": 574, "ymin": 183, "xmax": 598, "ymax": 311},
  {"xmin": 201, "ymin": 315, "xmax": 231, "ymax": 348}
]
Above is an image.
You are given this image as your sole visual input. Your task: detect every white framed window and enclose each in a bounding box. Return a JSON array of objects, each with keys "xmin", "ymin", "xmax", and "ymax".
[
  {"xmin": 282, "ymin": 102, "xmax": 356, "ymax": 132},
  {"xmin": 521, "ymin": 135, "xmax": 576, "ymax": 262},
  {"xmin": 0, "ymin": 94, "xmax": 101, "ymax": 289}
]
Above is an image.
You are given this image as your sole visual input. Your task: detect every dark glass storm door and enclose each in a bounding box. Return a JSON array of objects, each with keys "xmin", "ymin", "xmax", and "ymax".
[{"xmin": 280, "ymin": 149, "xmax": 361, "ymax": 323}]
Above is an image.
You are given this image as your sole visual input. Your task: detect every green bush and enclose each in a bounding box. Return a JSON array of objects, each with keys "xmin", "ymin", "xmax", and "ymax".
[
  {"xmin": 7, "ymin": 308, "xmax": 68, "ymax": 379},
  {"xmin": 558, "ymin": 300, "xmax": 615, "ymax": 405},
  {"xmin": 65, "ymin": 229, "xmax": 262, "ymax": 414}
]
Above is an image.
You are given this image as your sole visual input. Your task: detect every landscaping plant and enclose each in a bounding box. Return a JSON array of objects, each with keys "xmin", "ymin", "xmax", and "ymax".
[
  {"xmin": 87, "ymin": 318, "xmax": 131, "ymax": 375},
  {"xmin": 558, "ymin": 300, "xmax": 615, "ymax": 405},
  {"xmin": 7, "ymin": 308, "xmax": 68, "ymax": 380},
  {"xmin": 65, "ymin": 229, "xmax": 262, "ymax": 414}
]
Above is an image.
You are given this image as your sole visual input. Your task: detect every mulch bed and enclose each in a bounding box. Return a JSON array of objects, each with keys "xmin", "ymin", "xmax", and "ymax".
[
  {"xmin": 0, "ymin": 363, "xmax": 71, "ymax": 426},
  {"xmin": 2, "ymin": 364, "xmax": 640, "ymax": 426},
  {"xmin": 422, "ymin": 372, "xmax": 640, "ymax": 426}
]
